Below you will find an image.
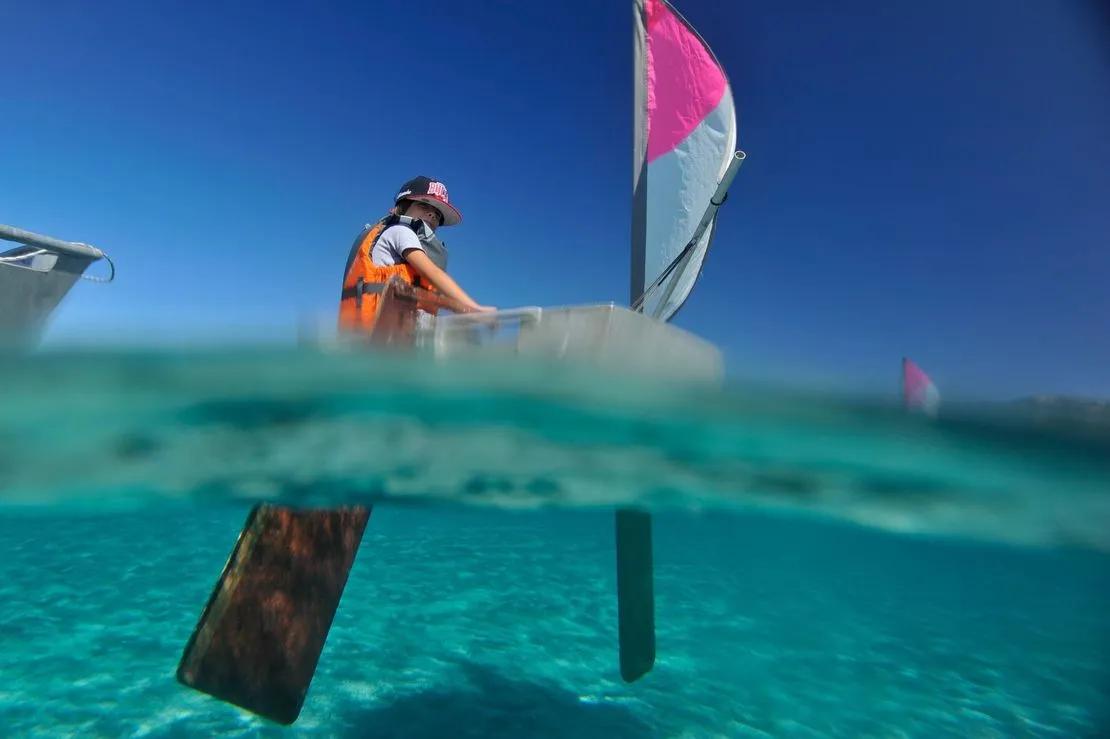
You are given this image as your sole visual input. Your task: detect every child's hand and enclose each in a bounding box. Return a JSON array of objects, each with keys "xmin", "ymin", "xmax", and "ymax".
[{"xmin": 473, "ymin": 305, "xmax": 497, "ymax": 313}]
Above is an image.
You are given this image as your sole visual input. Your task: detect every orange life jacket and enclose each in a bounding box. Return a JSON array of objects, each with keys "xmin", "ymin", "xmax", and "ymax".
[{"xmin": 338, "ymin": 216, "xmax": 439, "ymax": 334}]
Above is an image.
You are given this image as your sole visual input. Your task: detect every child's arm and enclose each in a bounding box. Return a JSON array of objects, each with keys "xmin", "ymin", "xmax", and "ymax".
[{"xmin": 403, "ymin": 249, "xmax": 495, "ymax": 312}]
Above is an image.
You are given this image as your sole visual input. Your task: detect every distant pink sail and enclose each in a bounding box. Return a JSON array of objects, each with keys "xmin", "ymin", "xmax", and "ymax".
[{"xmin": 902, "ymin": 357, "xmax": 940, "ymax": 416}]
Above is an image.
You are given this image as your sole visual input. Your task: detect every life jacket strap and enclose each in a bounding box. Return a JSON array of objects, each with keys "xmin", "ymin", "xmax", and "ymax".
[{"xmin": 340, "ymin": 278, "xmax": 387, "ymax": 307}]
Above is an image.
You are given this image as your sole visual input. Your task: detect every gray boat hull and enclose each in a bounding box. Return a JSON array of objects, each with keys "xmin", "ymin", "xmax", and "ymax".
[
  {"xmin": 0, "ymin": 225, "xmax": 106, "ymax": 348},
  {"xmin": 426, "ymin": 303, "xmax": 724, "ymax": 383}
]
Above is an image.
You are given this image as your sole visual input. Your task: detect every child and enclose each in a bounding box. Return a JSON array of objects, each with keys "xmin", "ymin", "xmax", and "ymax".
[{"xmin": 339, "ymin": 176, "xmax": 493, "ymax": 333}]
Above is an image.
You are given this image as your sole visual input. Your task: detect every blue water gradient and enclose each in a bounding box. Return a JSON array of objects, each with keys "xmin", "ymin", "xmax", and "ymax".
[{"xmin": 0, "ymin": 506, "xmax": 1106, "ymax": 736}]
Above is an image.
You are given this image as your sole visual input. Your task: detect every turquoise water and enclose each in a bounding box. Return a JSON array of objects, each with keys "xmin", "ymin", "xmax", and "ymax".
[{"xmin": 1, "ymin": 350, "xmax": 1108, "ymax": 736}]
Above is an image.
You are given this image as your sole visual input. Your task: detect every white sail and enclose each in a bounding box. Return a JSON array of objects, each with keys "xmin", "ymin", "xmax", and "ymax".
[{"xmin": 631, "ymin": 0, "xmax": 738, "ymax": 321}]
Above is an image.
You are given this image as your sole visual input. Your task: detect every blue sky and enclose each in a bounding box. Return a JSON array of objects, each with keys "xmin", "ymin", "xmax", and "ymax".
[{"xmin": 3, "ymin": 0, "xmax": 1108, "ymax": 399}]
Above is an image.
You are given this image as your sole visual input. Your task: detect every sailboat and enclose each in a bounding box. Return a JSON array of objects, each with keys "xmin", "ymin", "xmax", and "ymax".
[
  {"xmin": 0, "ymin": 224, "xmax": 114, "ymax": 348},
  {"xmin": 352, "ymin": 0, "xmax": 743, "ymax": 386},
  {"xmin": 902, "ymin": 357, "xmax": 940, "ymax": 417},
  {"xmin": 177, "ymin": 0, "xmax": 744, "ymax": 724}
]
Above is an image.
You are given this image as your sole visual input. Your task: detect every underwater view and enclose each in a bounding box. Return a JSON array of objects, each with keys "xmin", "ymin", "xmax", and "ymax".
[{"xmin": 1, "ymin": 350, "xmax": 1107, "ymax": 737}]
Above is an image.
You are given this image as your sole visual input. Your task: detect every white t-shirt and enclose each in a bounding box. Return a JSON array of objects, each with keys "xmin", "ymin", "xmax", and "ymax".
[{"xmin": 370, "ymin": 223, "xmax": 430, "ymax": 266}]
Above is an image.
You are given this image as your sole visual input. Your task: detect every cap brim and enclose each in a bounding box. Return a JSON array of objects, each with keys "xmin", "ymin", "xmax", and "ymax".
[{"xmin": 408, "ymin": 195, "xmax": 462, "ymax": 227}]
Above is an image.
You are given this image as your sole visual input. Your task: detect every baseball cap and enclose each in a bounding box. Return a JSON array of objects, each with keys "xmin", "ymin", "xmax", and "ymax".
[{"xmin": 395, "ymin": 176, "xmax": 462, "ymax": 227}]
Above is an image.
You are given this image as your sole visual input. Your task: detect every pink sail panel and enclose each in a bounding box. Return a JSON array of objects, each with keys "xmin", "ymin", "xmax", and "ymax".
[
  {"xmin": 902, "ymin": 357, "xmax": 940, "ymax": 416},
  {"xmin": 644, "ymin": 0, "xmax": 728, "ymax": 163}
]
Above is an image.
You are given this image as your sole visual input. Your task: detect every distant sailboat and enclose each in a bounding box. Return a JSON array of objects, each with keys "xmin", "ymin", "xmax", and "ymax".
[{"xmin": 903, "ymin": 357, "xmax": 940, "ymax": 416}]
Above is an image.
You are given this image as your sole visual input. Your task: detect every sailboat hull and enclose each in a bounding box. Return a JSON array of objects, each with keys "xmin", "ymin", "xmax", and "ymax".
[
  {"xmin": 1, "ymin": 225, "xmax": 106, "ymax": 348},
  {"xmin": 0, "ymin": 254, "xmax": 90, "ymax": 345},
  {"xmin": 429, "ymin": 304, "xmax": 723, "ymax": 383}
]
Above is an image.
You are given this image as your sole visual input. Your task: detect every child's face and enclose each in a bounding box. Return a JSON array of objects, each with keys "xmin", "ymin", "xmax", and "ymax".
[{"xmin": 404, "ymin": 201, "xmax": 443, "ymax": 229}]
